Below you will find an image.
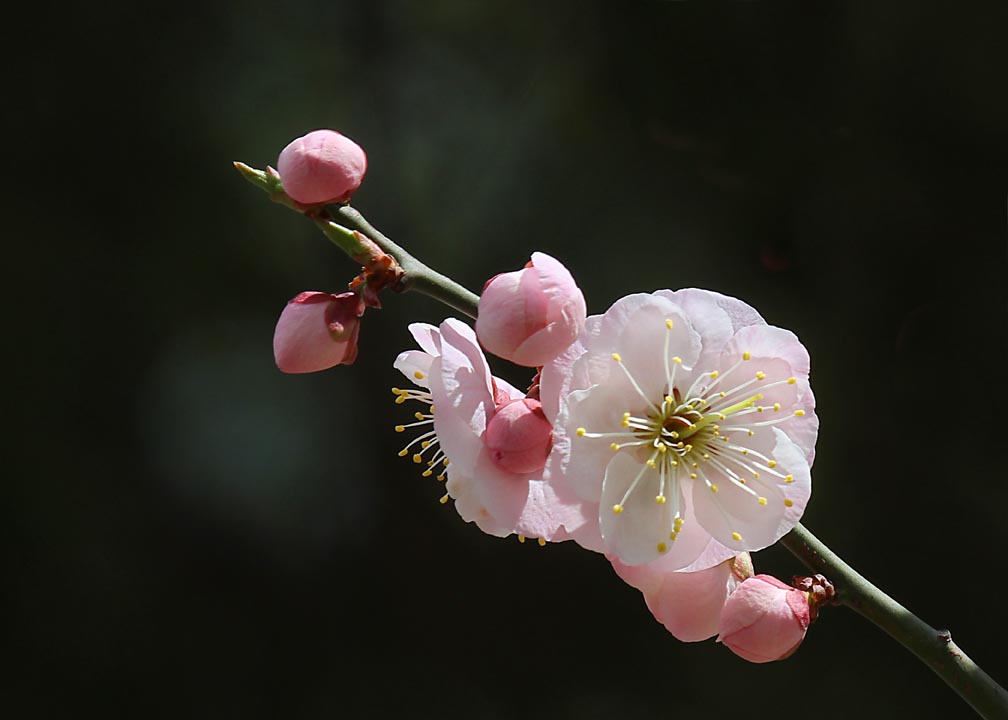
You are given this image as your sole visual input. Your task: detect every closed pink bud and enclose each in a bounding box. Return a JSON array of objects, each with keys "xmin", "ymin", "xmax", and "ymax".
[
  {"xmin": 273, "ymin": 291, "xmax": 363, "ymax": 374},
  {"xmin": 276, "ymin": 129, "xmax": 367, "ymax": 205},
  {"xmin": 484, "ymin": 398, "xmax": 553, "ymax": 474},
  {"xmin": 717, "ymin": 574, "xmax": 811, "ymax": 663},
  {"xmin": 476, "ymin": 252, "xmax": 586, "ymax": 367}
]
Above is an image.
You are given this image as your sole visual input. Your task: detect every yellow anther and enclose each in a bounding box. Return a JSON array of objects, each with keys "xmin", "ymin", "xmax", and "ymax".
[
  {"xmin": 665, "ymin": 318, "xmax": 674, "ymax": 329},
  {"xmin": 655, "ymin": 495, "xmax": 666, "ymax": 504},
  {"xmin": 758, "ymin": 496, "xmax": 768, "ymax": 506},
  {"xmin": 709, "ymin": 370, "xmax": 719, "ymax": 379},
  {"xmin": 610, "ymin": 442, "xmax": 620, "ymax": 451},
  {"xmin": 413, "ymin": 370, "xmax": 425, "ymax": 380},
  {"xmin": 439, "ymin": 494, "xmax": 450, "ymax": 504},
  {"xmin": 657, "ymin": 542, "xmax": 668, "ymax": 553},
  {"xmin": 436, "ymin": 474, "xmax": 445, "ymax": 481},
  {"xmin": 747, "ymin": 430, "xmax": 755, "ymax": 436},
  {"xmin": 768, "ymin": 460, "xmax": 777, "ymax": 468},
  {"xmin": 672, "ymin": 356, "xmax": 683, "ymax": 365},
  {"xmin": 657, "ymin": 444, "xmax": 667, "ymax": 453},
  {"xmin": 702, "ymin": 453, "xmax": 710, "ymax": 460},
  {"xmin": 391, "ymin": 387, "xmax": 402, "ymax": 395},
  {"xmin": 731, "ymin": 532, "xmax": 742, "ymax": 541},
  {"xmin": 674, "ymin": 517, "xmax": 684, "ymax": 528},
  {"xmin": 719, "ymin": 391, "xmax": 726, "ymax": 397},
  {"xmin": 753, "ymin": 472, "xmax": 760, "ymax": 478},
  {"xmin": 757, "ymin": 406, "xmax": 764, "ymax": 413},
  {"xmin": 421, "ymin": 441, "xmax": 430, "ymax": 449},
  {"xmin": 427, "ymin": 460, "xmax": 436, "ymax": 467},
  {"xmin": 690, "ymin": 472, "xmax": 697, "ymax": 479},
  {"xmin": 518, "ymin": 535, "xmax": 526, "ymax": 543},
  {"xmin": 443, "ymin": 458, "xmax": 450, "ymax": 466},
  {"xmin": 538, "ymin": 538, "xmax": 547, "ymax": 547},
  {"xmin": 710, "ymin": 485, "xmax": 719, "ymax": 493},
  {"xmin": 742, "ymin": 351, "xmax": 751, "ymax": 361},
  {"xmin": 756, "ymin": 371, "xmax": 766, "ymax": 380},
  {"xmin": 612, "ymin": 504, "xmax": 624, "ymax": 514},
  {"xmin": 647, "ymin": 459, "xmax": 657, "ymax": 468},
  {"xmin": 773, "ymin": 403, "xmax": 781, "ymax": 412},
  {"xmin": 394, "ymin": 425, "xmax": 405, "ymax": 433},
  {"xmin": 670, "ymin": 459, "xmax": 678, "ymax": 466},
  {"xmin": 794, "ymin": 409, "xmax": 806, "ymax": 417},
  {"xmin": 739, "ymin": 478, "xmax": 746, "ymax": 484},
  {"xmin": 787, "ymin": 377, "xmax": 796, "ymax": 385},
  {"xmin": 611, "ymin": 352, "xmax": 622, "ymax": 363},
  {"xmin": 414, "ymin": 412, "xmax": 425, "ymax": 420},
  {"xmin": 669, "ymin": 531, "xmax": 678, "ymax": 540},
  {"xmin": 422, "ymin": 469, "xmax": 433, "ymax": 478},
  {"xmin": 430, "ymin": 405, "xmax": 435, "ymax": 414},
  {"xmin": 412, "ymin": 454, "xmax": 423, "ymax": 464},
  {"xmin": 576, "ymin": 427, "xmax": 586, "ymax": 437},
  {"xmin": 784, "ymin": 499, "xmax": 794, "ymax": 507},
  {"xmin": 785, "ymin": 474, "xmax": 794, "ymax": 483},
  {"xmin": 741, "ymin": 449, "xmax": 749, "ymax": 455},
  {"xmin": 395, "ymin": 395, "xmax": 407, "ymax": 404}
]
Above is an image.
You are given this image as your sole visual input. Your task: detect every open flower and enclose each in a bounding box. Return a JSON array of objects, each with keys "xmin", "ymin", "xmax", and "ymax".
[
  {"xmin": 545, "ymin": 289, "xmax": 817, "ymax": 568},
  {"xmin": 393, "ymin": 319, "xmax": 591, "ymax": 542}
]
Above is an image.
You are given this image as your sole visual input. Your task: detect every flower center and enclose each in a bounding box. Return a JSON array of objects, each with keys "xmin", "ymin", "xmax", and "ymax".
[{"xmin": 575, "ymin": 317, "xmax": 804, "ymax": 553}]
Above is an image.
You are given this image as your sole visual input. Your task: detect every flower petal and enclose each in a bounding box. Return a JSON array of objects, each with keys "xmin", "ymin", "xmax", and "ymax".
[
  {"xmin": 612, "ymin": 557, "xmax": 735, "ymax": 642},
  {"xmin": 691, "ymin": 428, "xmax": 811, "ymax": 552},
  {"xmin": 393, "ymin": 350, "xmax": 435, "ymax": 388}
]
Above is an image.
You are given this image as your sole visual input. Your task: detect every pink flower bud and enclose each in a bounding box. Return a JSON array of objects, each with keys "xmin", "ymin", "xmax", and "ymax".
[
  {"xmin": 273, "ymin": 291, "xmax": 363, "ymax": 374},
  {"xmin": 476, "ymin": 252, "xmax": 586, "ymax": 367},
  {"xmin": 276, "ymin": 129, "xmax": 367, "ymax": 205},
  {"xmin": 484, "ymin": 398, "xmax": 553, "ymax": 474},
  {"xmin": 717, "ymin": 574, "xmax": 811, "ymax": 663}
]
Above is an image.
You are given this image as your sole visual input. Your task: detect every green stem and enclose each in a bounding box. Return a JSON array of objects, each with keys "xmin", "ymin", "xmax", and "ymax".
[
  {"xmin": 781, "ymin": 524, "xmax": 1008, "ymax": 720},
  {"xmin": 332, "ymin": 206, "xmax": 480, "ymax": 319}
]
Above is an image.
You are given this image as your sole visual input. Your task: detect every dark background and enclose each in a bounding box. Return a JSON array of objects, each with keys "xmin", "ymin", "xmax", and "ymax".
[{"xmin": 12, "ymin": 1, "xmax": 1008, "ymax": 718}]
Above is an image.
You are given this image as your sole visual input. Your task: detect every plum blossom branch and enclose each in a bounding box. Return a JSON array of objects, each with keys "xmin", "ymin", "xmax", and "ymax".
[
  {"xmin": 343, "ymin": 203, "xmax": 1008, "ymax": 719},
  {"xmin": 237, "ymin": 159, "xmax": 1007, "ymax": 719},
  {"xmin": 781, "ymin": 524, "xmax": 1008, "ymax": 720},
  {"xmin": 233, "ymin": 161, "xmax": 479, "ymax": 319}
]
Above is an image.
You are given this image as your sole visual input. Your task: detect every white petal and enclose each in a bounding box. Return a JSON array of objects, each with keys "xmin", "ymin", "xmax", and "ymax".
[
  {"xmin": 393, "ymin": 350, "xmax": 434, "ymax": 387},
  {"xmin": 408, "ymin": 322, "xmax": 442, "ymax": 356},
  {"xmin": 691, "ymin": 428, "xmax": 811, "ymax": 552},
  {"xmin": 599, "ymin": 452, "xmax": 676, "ymax": 565}
]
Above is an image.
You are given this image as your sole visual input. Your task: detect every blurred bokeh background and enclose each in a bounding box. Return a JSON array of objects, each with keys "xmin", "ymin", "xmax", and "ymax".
[{"xmin": 12, "ymin": 1, "xmax": 1008, "ymax": 718}]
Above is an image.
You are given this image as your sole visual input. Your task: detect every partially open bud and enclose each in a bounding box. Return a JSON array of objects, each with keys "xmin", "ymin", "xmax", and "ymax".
[
  {"xmin": 484, "ymin": 398, "xmax": 552, "ymax": 473},
  {"xmin": 273, "ymin": 291, "xmax": 363, "ymax": 373},
  {"xmin": 276, "ymin": 129, "xmax": 367, "ymax": 205},
  {"xmin": 476, "ymin": 252, "xmax": 586, "ymax": 367},
  {"xmin": 717, "ymin": 574, "xmax": 811, "ymax": 663}
]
